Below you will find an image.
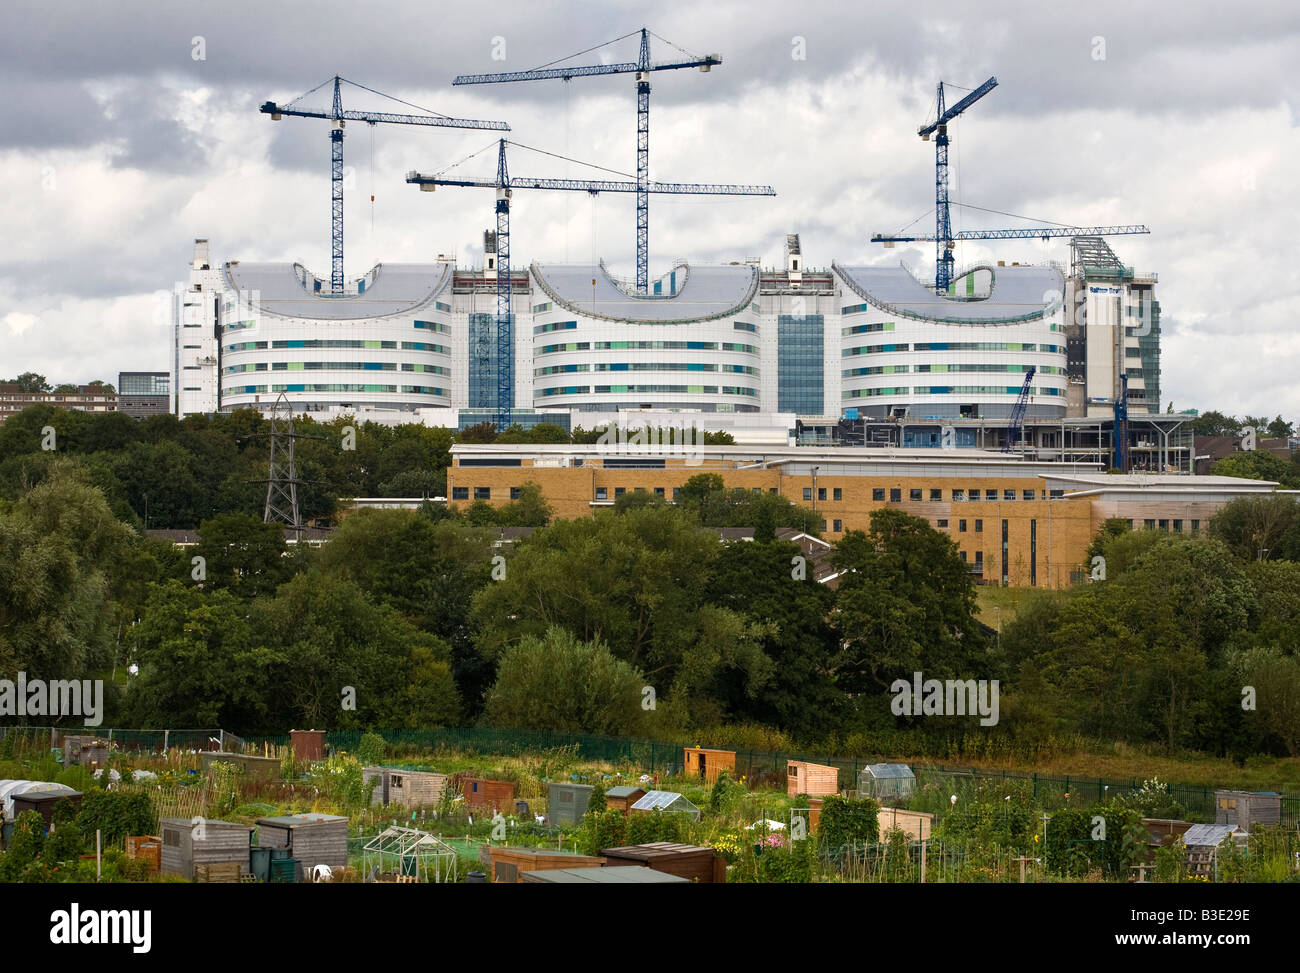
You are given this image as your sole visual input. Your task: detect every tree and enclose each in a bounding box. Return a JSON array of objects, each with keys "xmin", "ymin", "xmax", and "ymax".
[
  {"xmin": 195, "ymin": 513, "xmax": 295, "ymax": 598},
  {"xmin": 456, "ymin": 422, "xmax": 497, "ymax": 444},
  {"xmin": 1208, "ymin": 495, "xmax": 1300, "ymax": 563},
  {"xmin": 10, "ymin": 372, "xmax": 51, "ymax": 393},
  {"xmin": 1234, "ymin": 645, "xmax": 1300, "ymax": 756},
  {"xmin": 1266, "ymin": 415, "xmax": 1295, "ymax": 440},
  {"xmin": 1191, "ymin": 411, "xmax": 1241, "ymax": 437},
  {"xmin": 483, "ymin": 627, "xmax": 653, "ymax": 735},
  {"xmin": 1212, "ymin": 450, "xmax": 1300, "ymax": 489},
  {"xmin": 831, "ymin": 510, "xmax": 990, "ymax": 712}
]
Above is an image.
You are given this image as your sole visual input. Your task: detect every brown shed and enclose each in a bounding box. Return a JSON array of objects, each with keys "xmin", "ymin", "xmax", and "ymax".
[
  {"xmin": 461, "ymin": 776, "xmax": 516, "ymax": 812},
  {"xmin": 255, "ymin": 813, "xmax": 349, "ymax": 877},
  {"xmin": 488, "ymin": 846, "xmax": 606, "ymax": 883},
  {"xmin": 877, "ymin": 807, "xmax": 934, "ymax": 841},
  {"xmin": 605, "ymin": 785, "xmax": 647, "ymax": 814},
  {"xmin": 787, "ymin": 760, "xmax": 839, "ymax": 797},
  {"xmin": 199, "ymin": 751, "xmax": 279, "ymax": 783},
  {"xmin": 601, "ymin": 842, "xmax": 727, "ymax": 883},
  {"xmin": 61, "ymin": 735, "xmax": 109, "ymax": 767},
  {"xmin": 683, "ymin": 747, "xmax": 735, "ymax": 784},
  {"xmin": 11, "ymin": 790, "xmax": 82, "ymax": 827},
  {"xmin": 290, "ymin": 729, "xmax": 326, "ymax": 763},
  {"xmin": 160, "ymin": 817, "xmax": 253, "ymax": 880},
  {"xmin": 364, "ymin": 768, "xmax": 450, "ymax": 809}
]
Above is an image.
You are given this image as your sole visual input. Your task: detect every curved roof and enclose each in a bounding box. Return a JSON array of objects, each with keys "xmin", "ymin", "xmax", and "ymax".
[
  {"xmin": 531, "ymin": 262, "xmax": 759, "ymax": 324},
  {"xmin": 835, "ymin": 262, "xmax": 1064, "ymax": 323},
  {"xmin": 223, "ymin": 262, "xmax": 452, "ymax": 321}
]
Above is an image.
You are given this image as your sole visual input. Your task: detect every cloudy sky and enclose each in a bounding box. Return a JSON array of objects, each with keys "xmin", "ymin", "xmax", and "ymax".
[{"xmin": 2, "ymin": 0, "xmax": 1296, "ymax": 418}]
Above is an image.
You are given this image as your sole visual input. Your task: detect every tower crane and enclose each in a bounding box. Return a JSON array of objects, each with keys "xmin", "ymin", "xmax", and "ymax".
[
  {"xmin": 407, "ymin": 139, "xmax": 775, "ymax": 428},
  {"xmin": 260, "ymin": 76, "xmax": 509, "ymax": 293},
  {"xmin": 453, "ymin": 28, "xmax": 740, "ymax": 294}
]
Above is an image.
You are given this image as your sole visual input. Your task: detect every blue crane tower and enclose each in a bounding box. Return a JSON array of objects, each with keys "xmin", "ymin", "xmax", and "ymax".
[
  {"xmin": 453, "ymin": 28, "xmax": 736, "ymax": 294},
  {"xmin": 260, "ymin": 76, "xmax": 509, "ymax": 293},
  {"xmin": 874, "ymin": 78, "xmax": 1151, "ymax": 292},
  {"xmin": 407, "ymin": 139, "xmax": 775, "ymax": 429},
  {"xmin": 916, "ymin": 77, "xmax": 999, "ymax": 296}
]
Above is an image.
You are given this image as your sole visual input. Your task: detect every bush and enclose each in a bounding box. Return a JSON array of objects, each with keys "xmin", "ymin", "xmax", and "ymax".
[
  {"xmin": 75, "ymin": 791, "xmax": 155, "ymax": 846},
  {"xmin": 818, "ymin": 796, "xmax": 879, "ymax": 850},
  {"xmin": 357, "ymin": 732, "xmax": 388, "ymax": 767}
]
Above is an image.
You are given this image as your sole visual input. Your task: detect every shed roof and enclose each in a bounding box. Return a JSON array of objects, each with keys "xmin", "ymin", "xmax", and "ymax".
[
  {"xmin": 863, "ymin": 763, "xmax": 914, "ymax": 779},
  {"xmin": 630, "ymin": 791, "xmax": 699, "ymax": 813},
  {"xmin": 605, "ymin": 786, "xmax": 645, "ymax": 799},
  {"xmin": 1182, "ymin": 824, "xmax": 1240, "ymax": 847},
  {"xmin": 521, "ymin": 865, "xmax": 688, "ymax": 883},
  {"xmin": 256, "ymin": 813, "xmax": 348, "ymax": 828},
  {"xmin": 602, "ymin": 842, "xmax": 715, "ymax": 859},
  {"xmin": 160, "ymin": 817, "xmax": 252, "ymax": 831}
]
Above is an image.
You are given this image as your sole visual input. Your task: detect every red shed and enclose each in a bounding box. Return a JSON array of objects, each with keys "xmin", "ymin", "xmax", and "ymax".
[
  {"xmin": 601, "ymin": 842, "xmax": 726, "ymax": 883},
  {"xmin": 290, "ymin": 729, "xmax": 326, "ymax": 763},
  {"xmin": 461, "ymin": 776, "xmax": 516, "ymax": 812}
]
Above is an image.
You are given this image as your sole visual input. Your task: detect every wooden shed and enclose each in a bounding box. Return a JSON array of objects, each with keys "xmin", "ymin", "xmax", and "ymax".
[
  {"xmin": 460, "ymin": 776, "xmax": 516, "ymax": 812},
  {"xmin": 605, "ymin": 785, "xmax": 647, "ymax": 814},
  {"xmin": 489, "ymin": 846, "xmax": 606, "ymax": 883},
  {"xmin": 547, "ymin": 782, "xmax": 595, "ymax": 826},
  {"xmin": 61, "ymin": 735, "xmax": 109, "ymax": 767},
  {"xmin": 630, "ymin": 790, "xmax": 702, "ymax": 821},
  {"xmin": 1215, "ymin": 790, "xmax": 1282, "ymax": 833},
  {"xmin": 11, "ymin": 790, "xmax": 82, "ymax": 827},
  {"xmin": 787, "ymin": 760, "xmax": 839, "ymax": 797},
  {"xmin": 683, "ymin": 747, "xmax": 735, "ymax": 784},
  {"xmin": 601, "ymin": 842, "xmax": 726, "ymax": 883},
  {"xmin": 364, "ymin": 768, "xmax": 449, "ymax": 809},
  {"xmin": 160, "ymin": 817, "xmax": 253, "ymax": 880},
  {"xmin": 255, "ymin": 813, "xmax": 349, "ymax": 877},
  {"xmin": 878, "ymin": 807, "xmax": 934, "ymax": 841},
  {"xmin": 290, "ymin": 729, "xmax": 326, "ymax": 763},
  {"xmin": 521, "ymin": 865, "xmax": 688, "ymax": 884},
  {"xmin": 858, "ymin": 763, "xmax": 915, "ymax": 800},
  {"xmin": 199, "ymin": 751, "xmax": 279, "ymax": 783}
]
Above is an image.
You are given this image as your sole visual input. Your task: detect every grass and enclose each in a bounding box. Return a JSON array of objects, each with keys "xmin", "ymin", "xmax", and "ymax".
[{"xmin": 974, "ymin": 583, "xmax": 1067, "ymax": 631}]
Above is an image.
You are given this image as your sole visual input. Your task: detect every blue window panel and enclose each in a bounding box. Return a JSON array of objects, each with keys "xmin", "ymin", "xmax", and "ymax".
[{"xmin": 777, "ymin": 314, "xmax": 824, "ymax": 414}]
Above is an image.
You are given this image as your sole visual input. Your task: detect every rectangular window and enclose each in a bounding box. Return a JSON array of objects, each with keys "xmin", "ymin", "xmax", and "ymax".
[
  {"xmin": 974, "ymin": 550, "xmax": 983, "ymax": 566},
  {"xmin": 873, "ymin": 488, "xmax": 886, "ymax": 501},
  {"xmin": 474, "ymin": 487, "xmax": 490, "ymax": 500},
  {"xmin": 890, "ymin": 489, "xmax": 901, "ymax": 502},
  {"xmin": 655, "ymin": 487, "xmax": 665, "ymax": 496},
  {"xmin": 1004, "ymin": 489, "xmax": 1015, "ymax": 501},
  {"xmin": 985, "ymin": 490, "xmax": 997, "ymax": 501},
  {"xmin": 969, "ymin": 486, "xmax": 981, "ymax": 500},
  {"xmin": 937, "ymin": 519, "xmax": 949, "ymax": 528},
  {"xmin": 615, "ymin": 487, "xmax": 626, "ymax": 497},
  {"xmin": 930, "ymin": 489, "xmax": 942, "ymax": 501},
  {"xmin": 910, "ymin": 489, "xmax": 923, "ymax": 501},
  {"xmin": 833, "ymin": 519, "xmax": 842, "ymax": 532},
  {"xmin": 452, "ymin": 487, "xmax": 468, "ymax": 500},
  {"xmin": 833, "ymin": 488, "xmax": 842, "ymax": 501},
  {"xmin": 673, "ymin": 487, "xmax": 682, "ymax": 500},
  {"xmin": 1002, "ymin": 519, "xmax": 1010, "ymax": 585},
  {"xmin": 510, "ymin": 487, "xmax": 521, "ymax": 500},
  {"xmin": 595, "ymin": 487, "xmax": 608, "ymax": 500},
  {"xmin": 818, "ymin": 487, "xmax": 827, "ymax": 501},
  {"xmin": 975, "ymin": 520, "xmax": 983, "ymax": 533},
  {"xmin": 1023, "ymin": 489, "xmax": 1036, "ymax": 501},
  {"xmin": 1049, "ymin": 489, "xmax": 1065, "ymax": 499},
  {"xmin": 1158, "ymin": 519, "xmax": 1169, "ymax": 531},
  {"xmin": 821, "ymin": 520, "xmax": 828, "ymax": 532},
  {"xmin": 1145, "ymin": 519, "xmax": 1156, "ymax": 530},
  {"xmin": 803, "ymin": 487, "xmax": 813, "ymax": 501},
  {"xmin": 1173, "ymin": 519, "xmax": 1183, "ymax": 533},
  {"xmin": 1030, "ymin": 519, "xmax": 1037, "ymax": 586},
  {"xmin": 952, "ymin": 489, "xmax": 965, "ymax": 502},
  {"xmin": 1191, "ymin": 519, "xmax": 1200, "ymax": 533},
  {"xmin": 960, "ymin": 550, "xmax": 968, "ymax": 562},
  {"xmin": 959, "ymin": 519, "xmax": 967, "ymax": 532}
]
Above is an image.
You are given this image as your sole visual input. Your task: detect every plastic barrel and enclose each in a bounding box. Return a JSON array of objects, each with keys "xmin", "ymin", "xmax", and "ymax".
[{"xmin": 249, "ymin": 846, "xmax": 271, "ymax": 882}]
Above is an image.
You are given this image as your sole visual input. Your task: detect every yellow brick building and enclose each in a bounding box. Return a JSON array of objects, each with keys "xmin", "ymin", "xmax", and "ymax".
[{"xmin": 446, "ymin": 444, "xmax": 1280, "ymax": 589}]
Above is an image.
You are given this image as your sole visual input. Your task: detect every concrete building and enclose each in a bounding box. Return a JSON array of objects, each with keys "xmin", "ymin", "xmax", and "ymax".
[
  {"xmin": 173, "ymin": 234, "xmax": 1155, "ymax": 439},
  {"xmin": 443, "ymin": 442, "xmax": 1281, "ymax": 589},
  {"xmin": 117, "ymin": 371, "xmax": 170, "ymax": 419},
  {"xmin": 0, "ymin": 383, "xmax": 116, "ymax": 423}
]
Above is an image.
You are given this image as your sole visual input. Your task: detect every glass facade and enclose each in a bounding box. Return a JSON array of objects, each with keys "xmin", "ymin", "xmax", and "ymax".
[
  {"xmin": 119, "ymin": 372, "xmax": 169, "ymax": 395},
  {"xmin": 469, "ymin": 312, "xmax": 514, "ymax": 410},
  {"xmin": 777, "ymin": 314, "xmax": 824, "ymax": 414}
]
